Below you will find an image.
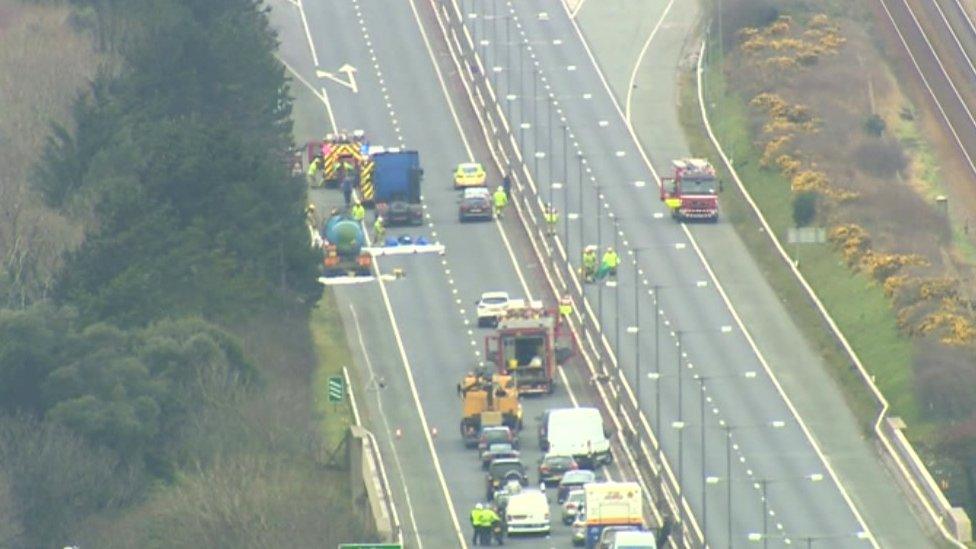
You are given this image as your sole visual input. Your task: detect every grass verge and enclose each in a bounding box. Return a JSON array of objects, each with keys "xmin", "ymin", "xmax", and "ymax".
[
  {"xmin": 681, "ymin": 43, "xmax": 928, "ymax": 436},
  {"xmin": 311, "ymin": 289, "xmax": 356, "ymax": 450}
]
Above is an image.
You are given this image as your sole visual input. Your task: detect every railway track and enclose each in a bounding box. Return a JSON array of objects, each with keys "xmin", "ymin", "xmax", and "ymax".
[{"xmin": 876, "ymin": 0, "xmax": 976, "ymax": 177}]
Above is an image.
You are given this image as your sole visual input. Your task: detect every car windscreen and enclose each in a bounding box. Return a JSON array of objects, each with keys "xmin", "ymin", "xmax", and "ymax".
[
  {"xmin": 681, "ymin": 177, "xmax": 716, "ymax": 194},
  {"xmin": 546, "ymin": 456, "xmax": 574, "ymax": 468},
  {"xmin": 482, "ymin": 297, "xmax": 508, "ymax": 305},
  {"xmin": 561, "ymin": 471, "xmax": 595, "ymax": 484}
]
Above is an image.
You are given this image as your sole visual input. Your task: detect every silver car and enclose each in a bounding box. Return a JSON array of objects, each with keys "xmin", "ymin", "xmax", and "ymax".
[{"xmin": 562, "ymin": 488, "xmax": 586, "ymax": 524}]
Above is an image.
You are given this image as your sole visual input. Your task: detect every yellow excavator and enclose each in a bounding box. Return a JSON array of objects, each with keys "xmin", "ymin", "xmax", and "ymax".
[{"xmin": 458, "ymin": 369, "xmax": 522, "ymax": 448}]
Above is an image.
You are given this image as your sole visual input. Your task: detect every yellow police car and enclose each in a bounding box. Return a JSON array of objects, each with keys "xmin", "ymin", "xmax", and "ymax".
[{"xmin": 453, "ymin": 162, "xmax": 487, "ymax": 189}]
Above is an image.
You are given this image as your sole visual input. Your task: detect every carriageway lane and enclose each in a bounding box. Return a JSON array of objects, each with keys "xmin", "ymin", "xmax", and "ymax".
[
  {"xmin": 458, "ymin": 0, "xmax": 871, "ymax": 545},
  {"xmin": 324, "ymin": 1, "xmax": 627, "ymax": 546},
  {"xmin": 577, "ymin": 1, "xmax": 934, "ymax": 547},
  {"xmin": 281, "ymin": 0, "xmax": 639, "ymax": 546},
  {"xmin": 275, "ymin": 3, "xmax": 487, "ymax": 546},
  {"xmin": 270, "ymin": 4, "xmax": 460, "ymax": 547}
]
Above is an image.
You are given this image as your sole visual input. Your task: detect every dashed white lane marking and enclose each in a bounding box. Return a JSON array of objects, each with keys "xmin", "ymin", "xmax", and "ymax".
[
  {"xmin": 352, "ymin": 0, "xmax": 404, "ymax": 144},
  {"xmin": 495, "ymin": 1, "xmax": 808, "ymax": 538}
]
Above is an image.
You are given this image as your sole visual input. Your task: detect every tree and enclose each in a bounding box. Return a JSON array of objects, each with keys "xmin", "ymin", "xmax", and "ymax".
[
  {"xmin": 0, "ymin": 304, "xmax": 77, "ymax": 415},
  {"xmin": 0, "ymin": 416, "xmax": 140, "ymax": 548},
  {"xmin": 792, "ymin": 191, "xmax": 818, "ymax": 227}
]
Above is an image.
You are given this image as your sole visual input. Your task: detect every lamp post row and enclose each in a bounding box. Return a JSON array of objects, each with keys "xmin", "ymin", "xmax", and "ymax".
[{"xmin": 450, "ymin": 6, "xmax": 836, "ymax": 549}]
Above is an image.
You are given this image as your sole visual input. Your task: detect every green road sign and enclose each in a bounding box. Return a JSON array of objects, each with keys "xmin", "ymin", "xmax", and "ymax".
[
  {"xmin": 328, "ymin": 375, "xmax": 344, "ymax": 403},
  {"xmin": 338, "ymin": 544, "xmax": 401, "ymax": 549}
]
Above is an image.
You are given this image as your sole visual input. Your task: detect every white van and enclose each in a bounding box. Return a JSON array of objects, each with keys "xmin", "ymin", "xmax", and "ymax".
[
  {"xmin": 608, "ymin": 530, "xmax": 657, "ymax": 549},
  {"xmin": 504, "ymin": 490, "xmax": 550, "ymax": 534},
  {"xmin": 539, "ymin": 407, "xmax": 612, "ymax": 467}
]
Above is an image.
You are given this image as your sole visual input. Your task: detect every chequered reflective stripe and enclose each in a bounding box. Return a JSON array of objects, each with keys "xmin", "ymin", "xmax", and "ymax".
[
  {"xmin": 323, "ymin": 151, "xmax": 339, "ymax": 179},
  {"xmin": 360, "ymin": 160, "xmax": 375, "ymax": 202},
  {"xmin": 323, "ymin": 143, "xmax": 363, "ymax": 179}
]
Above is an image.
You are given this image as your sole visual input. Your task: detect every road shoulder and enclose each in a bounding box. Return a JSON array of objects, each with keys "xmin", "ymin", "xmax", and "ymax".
[{"xmin": 573, "ymin": 0, "xmax": 936, "ymax": 546}]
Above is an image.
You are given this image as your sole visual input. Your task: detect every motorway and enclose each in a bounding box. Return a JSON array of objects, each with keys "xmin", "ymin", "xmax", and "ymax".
[
  {"xmin": 271, "ymin": 1, "xmax": 652, "ymax": 547},
  {"xmin": 877, "ymin": 0, "xmax": 976, "ymax": 179},
  {"xmin": 272, "ymin": 0, "xmax": 896, "ymax": 547},
  {"xmin": 464, "ymin": 1, "xmax": 875, "ymax": 547}
]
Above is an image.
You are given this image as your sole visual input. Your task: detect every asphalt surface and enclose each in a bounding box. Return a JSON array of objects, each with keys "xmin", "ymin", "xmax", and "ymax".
[
  {"xmin": 270, "ymin": 1, "xmax": 648, "ymax": 547},
  {"xmin": 879, "ymin": 0, "xmax": 976, "ymax": 177},
  {"xmin": 463, "ymin": 1, "xmax": 876, "ymax": 547},
  {"xmin": 266, "ymin": 0, "xmax": 931, "ymax": 546},
  {"xmin": 574, "ymin": 1, "xmax": 937, "ymax": 547}
]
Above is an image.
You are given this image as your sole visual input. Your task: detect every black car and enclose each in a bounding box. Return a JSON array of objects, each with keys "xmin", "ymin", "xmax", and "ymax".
[
  {"xmin": 557, "ymin": 469, "xmax": 597, "ymax": 503},
  {"xmin": 478, "ymin": 425, "xmax": 518, "ymax": 453},
  {"xmin": 481, "ymin": 442, "xmax": 520, "ymax": 469},
  {"xmin": 486, "ymin": 458, "xmax": 527, "ymax": 501},
  {"xmin": 538, "ymin": 453, "xmax": 579, "ymax": 485},
  {"xmin": 459, "ymin": 187, "xmax": 493, "ymax": 222}
]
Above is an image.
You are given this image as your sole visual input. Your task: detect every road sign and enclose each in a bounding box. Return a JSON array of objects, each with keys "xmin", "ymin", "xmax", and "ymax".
[
  {"xmin": 787, "ymin": 227, "xmax": 826, "ymax": 244},
  {"xmin": 328, "ymin": 375, "xmax": 344, "ymax": 403},
  {"xmin": 339, "ymin": 545, "xmax": 401, "ymax": 549}
]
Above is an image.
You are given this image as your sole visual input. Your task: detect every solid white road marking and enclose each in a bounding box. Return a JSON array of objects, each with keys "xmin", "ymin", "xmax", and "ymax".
[
  {"xmin": 278, "ymin": 58, "xmax": 338, "ymax": 132},
  {"xmin": 623, "ymin": 0, "xmax": 675, "ymax": 123},
  {"xmin": 295, "ymin": 0, "xmax": 320, "ymax": 66},
  {"xmin": 348, "ymin": 304, "xmax": 422, "ymax": 547},
  {"xmin": 295, "ymin": 8, "xmax": 467, "ymax": 545},
  {"xmin": 315, "ymin": 63, "xmax": 359, "ymax": 93}
]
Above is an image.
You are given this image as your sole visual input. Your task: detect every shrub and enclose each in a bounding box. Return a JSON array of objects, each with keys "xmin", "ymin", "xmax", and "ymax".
[
  {"xmin": 792, "ymin": 191, "xmax": 818, "ymax": 226},
  {"xmin": 723, "ymin": 0, "xmax": 780, "ymax": 49},
  {"xmin": 863, "ymin": 114, "xmax": 886, "ymax": 136}
]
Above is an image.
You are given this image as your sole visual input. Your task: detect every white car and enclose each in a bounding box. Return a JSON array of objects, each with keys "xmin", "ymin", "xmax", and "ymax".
[
  {"xmin": 504, "ymin": 490, "xmax": 550, "ymax": 534},
  {"xmin": 476, "ymin": 291, "xmax": 511, "ymax": 327}
]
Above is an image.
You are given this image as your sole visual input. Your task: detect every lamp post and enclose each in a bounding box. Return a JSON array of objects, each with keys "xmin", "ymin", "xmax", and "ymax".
[
  {"xmin": 517, "ymin": 41, "xmax": 525, "ymax": 123},
  {"xmin": 611, "ymin": 214, "xmax": 620, "ymax": 356},
  {"xmin": 692, "ymin": 371, "xmax": 759, "ymax": 545},
  {"xmin": 627, "ymin": 325, "xmax": 640, "ymax": 413},
  {"xmin": 518, "ymin": 122, "xmax": 531, "ymax": 165},
  {"xmin": 672, "ymin": 420, "xmax": 687, "ymax": 545},
  {"xmin": 531, "ymin": 63, "xmax": 539, "ymax": 171},
  {"xmin": 595, "ymin": 184, "xmax": 604, "ymax": 329},
  {"xmin": 755, "ymin": 474, "xmax": 825, "ymax": 548},
  {"xmin": 652, "ymin": 285, "xmax": 661, "ymax": 444},
  {"xmin": 562, "ymin": 123, "xmax": 569, "ymax": 244},
  {"xmin": 631, "ymin": 248, "xmax": 644, "ymax": 416},
  {"xmin": 577, "ymin": 153, "xmax": 584, "ymax": 250},
  {"xmin": 709, "ymin": 419, "xmax": 787, "ymax": 547},
  {"xmin": 534, "ymin": 151, "xmax": 545, "ymax": 186}
]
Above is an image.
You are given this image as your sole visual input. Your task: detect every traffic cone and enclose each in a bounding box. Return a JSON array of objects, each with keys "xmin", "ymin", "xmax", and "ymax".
[
  {"xmin": 395, "ymin": 427, "xmax": 402, "ymax": 439},
  {"xmin": 431, "ymin": 427, "xmax": 439, "ymax": 438}
]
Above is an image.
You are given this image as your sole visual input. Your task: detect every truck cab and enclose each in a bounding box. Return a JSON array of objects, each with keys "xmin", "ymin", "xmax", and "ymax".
[
  {"xmin": 485, "ymin": 307, "xmax": 572, "ymax": 395},
  {"xmin": 660, "ymin": 158, "xmax": 720, "ymax": 222}
]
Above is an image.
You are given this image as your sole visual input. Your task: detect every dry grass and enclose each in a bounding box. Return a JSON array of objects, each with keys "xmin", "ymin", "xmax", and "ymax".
[
  {"xmin": 701, "ymin": 1, "xmax": 976, "ymax": 510},
  {"xmin": 730, "ymin": 11, "xmax": 976, "ymax": 356},
  {"xmin": 0, "ymin": 0, "xmax": 103, "ymax": 305}
]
